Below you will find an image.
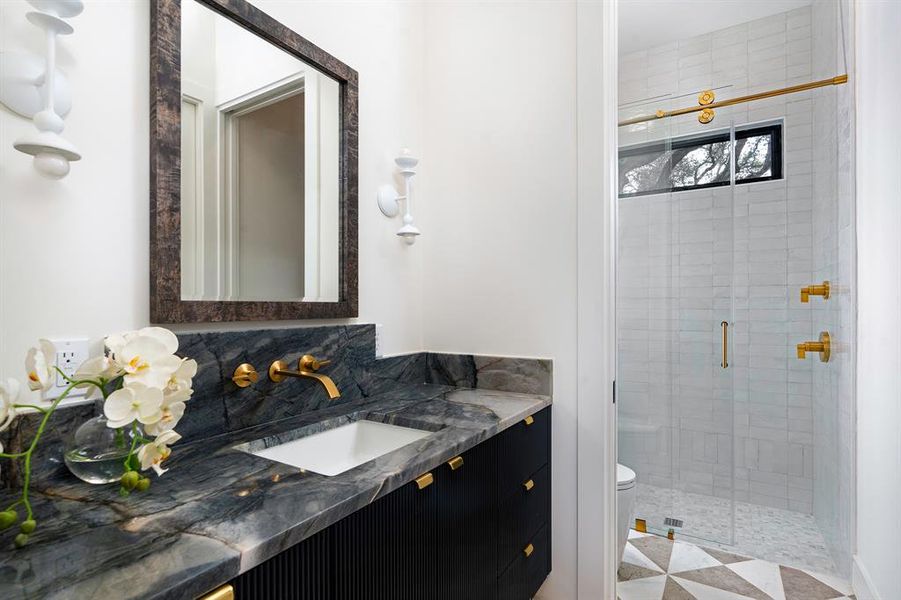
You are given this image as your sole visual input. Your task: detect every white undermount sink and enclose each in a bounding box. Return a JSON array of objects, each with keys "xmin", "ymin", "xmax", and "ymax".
[{"xmin": 245, "ymin": 420, "xmax": 433, "ymax": 476}]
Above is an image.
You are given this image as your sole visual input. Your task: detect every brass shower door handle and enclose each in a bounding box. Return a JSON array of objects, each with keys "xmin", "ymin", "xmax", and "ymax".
[{"xmin": 721, "ymin": 321, "xmax": 729, "ymax": 368}]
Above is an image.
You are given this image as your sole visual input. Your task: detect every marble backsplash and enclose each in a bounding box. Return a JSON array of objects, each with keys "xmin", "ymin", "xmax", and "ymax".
[{"xmin": 1, "ymin": 324, "xmax": 551, "ymax": 486}]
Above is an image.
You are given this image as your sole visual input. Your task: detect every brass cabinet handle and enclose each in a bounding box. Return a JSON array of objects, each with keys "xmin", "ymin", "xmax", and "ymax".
[
  {"xmin": 231, "ymin": 364, "xmax": 259, "ymax": 388},
  {"xmin": 523, "ymin": 479, "xmax": 534, "ymax": 491},
  {"xmin": 415, "ymin": 472, "xmax": 434, "ymax": 490},
  {"xmin": 447, "ymin": 456, "xmax": 464, "ymax": 471},
  {"xmin": 524, "ymin": 543, "xmax": 534, "ymax": 558},
  {"xmin": 524, "ymin": 415, "xmax": 535, "ymax": 426},
  {"xmin": 720, "ymin": 321, "xmax": 728, "ymax": 369},
  {"xmin": 199, "ymin": 584, "xmax": 234, "ymax": 600}
]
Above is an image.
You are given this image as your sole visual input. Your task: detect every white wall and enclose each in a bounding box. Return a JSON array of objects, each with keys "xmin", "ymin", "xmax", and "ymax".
[
  {"xmin": 854, "ymin": 1, "xmax": 901, "ymax": 598},
  {"xmin": 419, "ymin": 3, "xmax": 578, "ymax": 597},
  {"xmin": 0, "ymin": 0, "xmax": 425, "ymax": 403},
  {"xmin": 1, "ymin": 1, "xmax": 590, "ymax": 596}
]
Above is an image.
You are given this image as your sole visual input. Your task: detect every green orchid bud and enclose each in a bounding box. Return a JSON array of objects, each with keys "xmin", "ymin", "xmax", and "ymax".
[
  {"xmin": 118, "ymin": 487, "xmax": 130, "ymax": 498},
  {"xmin": 19, "ymin": 520, "xmax": 36, "ymax": 534},
  {"xmin": 0, "ymin": 511, "xmax": 16, "ymax": 530},
  {"xmin": 13, "ymin": 533, "xmax": 28, "ymax": 548},
  {"xmin": 135, "ymin": 477, "xmax": 151, "ymax": 492},
  {"xmin": 120, "ymin": 471, "xmax": 139, "ymax": 490}
]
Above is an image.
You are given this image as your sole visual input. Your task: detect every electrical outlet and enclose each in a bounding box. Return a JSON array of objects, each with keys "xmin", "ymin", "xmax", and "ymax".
[
  {"xmin": 375, "ymin": 324, "xmax": 384, "ymax": 359},
  {"xmin": 46, "ymin": 338, "xmax": 90, "ymax": 400}
]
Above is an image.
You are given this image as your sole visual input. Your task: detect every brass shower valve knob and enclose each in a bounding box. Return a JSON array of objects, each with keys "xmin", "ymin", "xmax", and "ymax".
[
  {"xmin": 800, "ymin": 280, "xmax": 830, "ymax": 302},
  {"xmin": 797, "ymin": 332, "xmax": 831, "ymax": 363}
]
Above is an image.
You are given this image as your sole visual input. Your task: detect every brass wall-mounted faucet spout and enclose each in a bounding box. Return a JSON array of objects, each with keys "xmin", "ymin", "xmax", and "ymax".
[{"xmin": 268, "ymin": 354, "xmax": 341, "ymax": 399}]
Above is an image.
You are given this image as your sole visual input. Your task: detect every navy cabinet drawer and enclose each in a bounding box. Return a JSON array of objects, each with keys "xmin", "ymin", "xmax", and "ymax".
[
  {"xmin": 497, "ymin": 408, "xmax": 550, "ymax": 500},
  {"xmin": 497, "ymin": 463, "xmax": 550, "ymax": 575},
  {"xmin": 497, "ymin": 524, "xmax": 551, "ymax": 600}
]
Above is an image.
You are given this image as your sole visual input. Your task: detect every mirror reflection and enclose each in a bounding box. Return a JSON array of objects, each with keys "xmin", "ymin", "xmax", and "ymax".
[{"xmin": 180, "ymin": 0, "xmax": 340, "ymax": 302}]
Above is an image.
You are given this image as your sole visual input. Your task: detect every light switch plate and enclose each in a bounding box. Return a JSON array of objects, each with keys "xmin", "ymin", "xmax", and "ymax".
[{"xmin": 45, "ymin": 338, "xmax": 90, "ymax": 400}]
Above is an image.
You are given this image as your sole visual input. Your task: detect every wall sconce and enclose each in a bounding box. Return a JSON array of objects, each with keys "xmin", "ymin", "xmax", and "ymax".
[
  {"xmin": 377, "ymin": 149, "xmax": 420, "ymax": 245},
  {"xmin": 0, "ymin": 0, "xmax": 83, "ymax": 179}
]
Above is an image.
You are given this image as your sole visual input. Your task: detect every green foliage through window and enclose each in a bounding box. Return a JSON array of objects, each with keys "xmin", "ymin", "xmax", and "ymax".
[{"xmin": 618, "ymin": 124, "xmax": 782, "ymax": 197}]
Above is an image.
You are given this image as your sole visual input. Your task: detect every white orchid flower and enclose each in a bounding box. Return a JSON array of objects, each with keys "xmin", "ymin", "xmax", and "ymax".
[
  {"xmin": 137, "ymin": 430, "xmax": 181, "ymax": 476},
  {"xmin": 74, "ymin": 356, "xmax": 123, "ymax": 398},
  {"xmin": 104, "ymin": 330, "xmax": 136, "ymax": 361},
  {"xmin": 0, "ymin": 378, "xmax": 20, "ymax": 433},
  {"xmin": 144, "ymin": 393, "xmax": 186, "ymax": 436},
  {"xmin": 107, "ymin": 327, "xmax": 178, "ymax": 362},
  {"xmin": 136, "ymin": 327, "xmax": 179, "ymax": 355},
  {"xmin": 103, "ymin": 383, "xmax": 164, "ymax": 429},
  {"xmin": 118, "ymin": 335, "xmax": 182, "ymax": 390},
  {"xmin": 76, "ymin": 356, "xmax": 123, "ymax": 381},
  {"xmin": 165, "ymin": 358, "xmax": 197, "ymax": 401},
  {"xmin": 24, "ymin": 339, "xmax": 56, "ymax": 392}
]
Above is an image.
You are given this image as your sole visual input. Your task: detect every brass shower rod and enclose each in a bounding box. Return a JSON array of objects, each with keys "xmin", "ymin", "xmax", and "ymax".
[{"xmin": 617, "ymin": 74, "xmax": 848, "ymax": 127}]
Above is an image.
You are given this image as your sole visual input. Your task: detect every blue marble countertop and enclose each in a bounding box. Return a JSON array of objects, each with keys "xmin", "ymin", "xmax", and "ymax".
[{"xmin": 0, "ymin": 383, "xmax": 551, "ymax": 600}]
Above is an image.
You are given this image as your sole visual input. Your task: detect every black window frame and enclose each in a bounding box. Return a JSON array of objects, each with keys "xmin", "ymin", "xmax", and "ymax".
[{"xmin": 618, "ymin": 123, "xmax": 783, "ymax": 198}]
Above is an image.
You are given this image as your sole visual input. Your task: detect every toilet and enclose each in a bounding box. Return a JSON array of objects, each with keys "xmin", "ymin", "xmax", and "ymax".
[{"xmin": 616, "ymin": 463, "xmax": 637, "ymax": 564}]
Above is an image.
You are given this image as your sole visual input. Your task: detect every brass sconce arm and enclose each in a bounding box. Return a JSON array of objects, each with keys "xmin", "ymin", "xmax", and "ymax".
[{"xmin": 268, "ymin": 355, "xmax": 341, "ymax": 399}]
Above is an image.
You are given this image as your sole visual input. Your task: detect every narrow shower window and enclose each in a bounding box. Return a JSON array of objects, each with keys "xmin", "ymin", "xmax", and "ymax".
[{"xmin": 618, "ymin": 123, "xmax": 783, "ymax": 197}]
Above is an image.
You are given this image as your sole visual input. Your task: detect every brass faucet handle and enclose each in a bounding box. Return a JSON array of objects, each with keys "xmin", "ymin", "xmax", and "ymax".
[
  {"xmin": 232, "ymin": 363, "xmax": 259, "ymax": 388},
  {"xmin": 299, "ymin": 354, "xmax": 331, "ymax": 371},
  {"xmin": 800, "ymin": 280, "xmax": 830, "ymax": 303},
  {"xmin": 796, "ymin": 332, "xmax": 831, "ymax": 362}
]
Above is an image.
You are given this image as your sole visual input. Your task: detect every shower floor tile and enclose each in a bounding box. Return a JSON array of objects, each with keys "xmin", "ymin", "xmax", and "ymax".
[
  {"xmin": 618, "ymin": 530, "xmax": 855, "ymax": 600},
  {"xmin": 634, "ymin": 483, "xmax": 841, "ymax": 577}
]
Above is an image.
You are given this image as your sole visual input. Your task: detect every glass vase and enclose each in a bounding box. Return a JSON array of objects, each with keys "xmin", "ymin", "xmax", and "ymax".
[{"xmin": 64, "ymin": 415, "xmax": 141, "ymax": 484}]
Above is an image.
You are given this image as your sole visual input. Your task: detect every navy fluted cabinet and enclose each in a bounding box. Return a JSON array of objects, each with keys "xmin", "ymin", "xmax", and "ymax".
[{"xmin": 231, "ymin": 407, "xmax": 551, "ymax": 600}]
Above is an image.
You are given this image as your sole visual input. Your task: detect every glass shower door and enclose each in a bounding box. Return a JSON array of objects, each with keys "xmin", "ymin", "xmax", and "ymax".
[{"xmin": 617, "ymin": 108, "xmax": 737, "ymax": 546}]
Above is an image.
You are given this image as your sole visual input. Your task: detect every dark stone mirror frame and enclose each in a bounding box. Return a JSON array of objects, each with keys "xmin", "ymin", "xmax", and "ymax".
[{"xmin": 150, "ymin": 0, "xmax": 358, "ymax": 323}]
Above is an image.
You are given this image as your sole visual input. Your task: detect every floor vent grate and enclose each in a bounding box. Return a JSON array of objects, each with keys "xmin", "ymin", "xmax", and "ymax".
[{"xmin": 663, "ymin": 517, "xmax": 683, "ymax": 528}]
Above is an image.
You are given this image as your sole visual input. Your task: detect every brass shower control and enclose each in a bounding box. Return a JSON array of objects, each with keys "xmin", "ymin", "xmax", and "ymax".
[
  {"xmin": 800, "ymin": 280, "xmax": 830, "ymax": 303},
  {"xmin": 797, "ymin": 332, "xmax": 831, "ymax": 363},
  {"xmin": 231, "ymin": 363, "xmax": 259, "ymax": 388},
  {"xmin": 698, "ymin": 90, "xmax": 716, "ymax": 105}
]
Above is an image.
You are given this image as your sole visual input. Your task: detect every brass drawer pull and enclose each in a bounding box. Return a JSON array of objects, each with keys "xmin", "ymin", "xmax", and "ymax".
[
  {"xmin": 524, "ymin": 415, "xmax": 535, "ymax": 426},
  {"xmin": 199, "ymin": 584, "xmax": 234, "ymax": 600},
  {"xmin": 415, "ymin": 472, "xmax": 434, "ymax": 490},
  {"xmin": 524, "ymin": 543, "xmax": 534, "ymax": 558},
  {"xmin": 523, "ymin": 479, "xmax": 535, "ymax": 491},
  {"xmin": 447, "ymin": 456, "xmax": 464, "ymax": 471}
]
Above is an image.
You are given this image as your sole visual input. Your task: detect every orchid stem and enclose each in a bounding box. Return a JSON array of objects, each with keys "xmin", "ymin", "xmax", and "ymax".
[
  {"xmin": 14, "ymin": 378, "xmax": 105, "ymax": 527},
  {"xmin": 12, "ymin": 404, "xmax": 48, "ymax": 415},
  {"xmin": 123, "ymin": 422, "xmax": 140, "ymax": 472}
]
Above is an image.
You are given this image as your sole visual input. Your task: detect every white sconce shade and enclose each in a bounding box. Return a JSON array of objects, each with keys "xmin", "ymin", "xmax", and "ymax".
[
  {"xmin": 0, "ymin": 0, "xmax": 83, "ymax": 179},
  {"xmin": 378, "ymin": 149, "xmax": 421, "ymax": 245}
]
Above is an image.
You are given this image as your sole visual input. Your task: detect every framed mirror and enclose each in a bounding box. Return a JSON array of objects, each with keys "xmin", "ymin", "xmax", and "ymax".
[{"xmin": 150, "ymin": 0, "xmax": 358, "ymax": 323}]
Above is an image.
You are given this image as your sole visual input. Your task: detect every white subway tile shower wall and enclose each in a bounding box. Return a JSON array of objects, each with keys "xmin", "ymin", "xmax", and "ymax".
[{"xmin": 618, "ymin": 5, "xmax": 852, "ymax": 575}]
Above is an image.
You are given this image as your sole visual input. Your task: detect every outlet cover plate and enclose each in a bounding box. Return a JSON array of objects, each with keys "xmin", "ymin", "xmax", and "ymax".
[{"xmin": 46, "ymin": 338, "xmax": 90, "ymax": 400}]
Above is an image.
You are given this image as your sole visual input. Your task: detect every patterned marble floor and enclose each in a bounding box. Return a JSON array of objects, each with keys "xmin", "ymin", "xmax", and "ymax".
[
  {"xmin": 634, "ymin": 483, "xmax": 840, "ymax": 576},
  {"xmin": 618, "ymin": 530, "xmax": 855, "ymax": 600}
]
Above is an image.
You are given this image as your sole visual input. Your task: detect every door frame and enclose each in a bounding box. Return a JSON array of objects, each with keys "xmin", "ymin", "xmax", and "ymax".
[{"xmin": 575, "ymin": 0, "xmax": 618, "ymax": 598}]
